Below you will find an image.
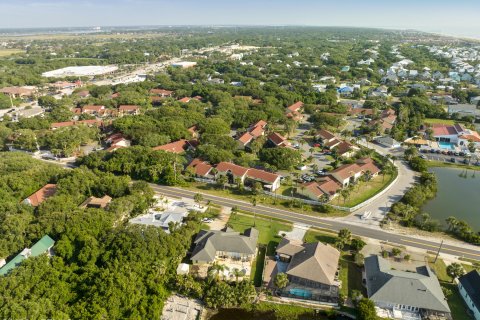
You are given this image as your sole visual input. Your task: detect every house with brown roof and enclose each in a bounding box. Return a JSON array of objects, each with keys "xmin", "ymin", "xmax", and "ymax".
[
  {"xmin": 267, "ymin": 132, "xmax": 291, "ymax": 148},
  {"xmin": 51, "ymin": 120, "xmax": 103, "ymax": 130},
  {"xmin": 178, "ymin": 96, "xmax": 202, "ymax": 103},
  {"xmin": 298, "ymin": 177, "xmax": 341, "ymax": 201},
  {"xmin": 152, "ymin": 139, "xmax": 198, "ymax": 154},
  {"xmin": 268, "ymin": 238, "xmax": 340, "ymax": 303},
  {"xmin": 315, "ymin": 129, "xmax": 337, "ymax": 144},
  {"xmin": 0, "ymin": 86, "xmax": 36, "ymax": 98},
  {"xmin": 329, "ymin": 158, "xmax": 380, "ymax": 187},
  {"xmin": 333, "ymin": 140, "xmax": 359, "ymax": 158},
  {"xmin": 237, "ymin": 120, "xmax": 268, "ymax": 148},
  {"xmin": 80, "ymin": 195, "xmax": 112, "ymax": 209},
  {"xmin": 188, "ymin": 158, "xmax": 214, "ymax": 179},
  {"xmin": 23, "ymin": 184, "xmax": 57, "ymax": 207},
  {"xmin": 150, "ymin": 88, "xmax": 174, "ymax": 97},
  {"xmin": 216, "ymin": 162, "xmax": 281, "ymax": 191},
  {"xmin": 118, "ymin": 105, "xmax": 141, "ymax": 116},
  {"xmin": 82, "ymin": 105, "xmax": 106, "ymax": 116},
  {"xmin": 286, "ymin": 102, "xmax": 305, "ymax": 121}
]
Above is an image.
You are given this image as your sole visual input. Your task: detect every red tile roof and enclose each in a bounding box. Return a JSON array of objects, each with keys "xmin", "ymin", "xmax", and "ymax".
[
  {"xmin": 238, "ymin": 132, "xmax": 254, "ymax": 145},
  {"xmin": 82, "ymin": 105, "xmax": 105, "ymax": 112},
  {"xmin": 216, "ymin": 162, "xmax": 249, "ymax": 177},
  {"xmin": 118, "ymin": 105, "xmax": 140, "ymax": 112},
  {"xmin": 431, "ymin": 124, "xmax": 459, "ymax": 136},
  {"xmin": 188, "ymin": 158, "xmax": 214, "ymax": 177},
  {"xmin": 25, "ymin": 184, "xmax": 57, "ymax": 206},
  {"xmin": 150, "ymin": 88, "xmax": 173, "ymax": 96},
  {"xmin": 152, "ymin": 139, "xmax": 197, "ymax": 154},
  {"xmin": 246, "ymin": 168, "xmax": 280, "ymax": 184},
  {"xmin": 267, "ymin": 132, "xmax": 290, "ymax": 147},
  {"xmin": 317, "ymin": 129, "xmax": 336, "ymax": 141},
  {"xmin": 287, "ymin": 101, "xmax": 304, "ymax": 113},
  {"xmin": 303, "ymin": 177, "xmax": 341, "ymax": 198}
]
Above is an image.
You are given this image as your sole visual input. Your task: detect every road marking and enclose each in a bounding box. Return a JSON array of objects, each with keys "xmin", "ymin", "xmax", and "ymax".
[{"xmin": 401, "ymin": 239, "xmax": 480, "ymax": 258}]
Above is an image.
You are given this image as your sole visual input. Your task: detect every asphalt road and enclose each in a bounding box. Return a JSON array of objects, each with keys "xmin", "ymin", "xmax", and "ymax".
[{"xmin": 150, "ymin": 184, "xmax": 480, "ymax": 261}]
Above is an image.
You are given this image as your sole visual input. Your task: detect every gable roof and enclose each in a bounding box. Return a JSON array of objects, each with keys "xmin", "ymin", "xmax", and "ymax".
[
  {"xmin": 246, "ymin": 168, "xmax": 280, "ymax": 184},
  {"xmin": 191, "ymin": 228, "xmax": 258, "ymax": 262},
  {"xmin": 365, "ymin": 255, "xmax": 450, "ymax": 313},
  {"xmin": 24, "ymin": 184, "xmax": 57, "ymax": 207},
  {"xmin": 459, "ymin": 270, "xmax": 480, "ymax": 311},
  {"xmin": 238, "ymin": 132, "xmax": 254, "ymax": 146},
  {"xmin": 287, "ymin": 101, "xmax": 304, "ymax": 113},
  {"xmin": 303, "ymin": 177, "xmax": 341, "ymax": 198},
  {"xmin": 118, "ymin": 105, "xmax": 140, "ymax": 111},
  {"xmin": 286, "ymin": 242, "xmax": 340, "ymax": 285},
  {"xmin": 329, "ymin": 158, "xmax": 380, "ymax": 182},
  {"xmin": 267, "ymin": 132, "xmax": 290, "ymax": 147},
  {"xmin": 152, "ymin": 139, "xmax": 198, "ymax": 154},
  {"xmin": 150, "ymin": 88, "xmax": 173, "ymax": 96},
  {"xmin": 216, "ymin": 162, "xmax": 249, "ymax": 177},
  {"xmin": 0, "ymin": 235, "xmax": 55, "ymax": 276},
  {"xmin": 317, "ymin": 129, "xmax": 336, "ymax": 141},
  {"xmin": 188, "ymin": 158, "xmax": 214, "ymax": 177}
]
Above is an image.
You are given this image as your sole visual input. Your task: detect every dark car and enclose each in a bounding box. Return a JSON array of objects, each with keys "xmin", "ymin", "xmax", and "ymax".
[
  {"xmin": 430, "ymin": 149, "xmax": 436, "ymax": 153},
  {"xmin": 453, "ymin": 152, "xmax": 459, "ymax": 156},
  {"xmin": 447, "ymin": 151, "xmax": 453, "ymax": 155},
  {"xmin": 459, "ymin": 152, "xmax": 465, "ymax": 157},
  {"xmin": 463, "ymin": 159, "xmax": 469, "ymax": 164},
  {"xmin": 450, "ymin": 158, "xmax": 456, "ymax": 163},
  {"xmin": 435, "ymin": 150, "xmax": 441, "ymax": 154}
]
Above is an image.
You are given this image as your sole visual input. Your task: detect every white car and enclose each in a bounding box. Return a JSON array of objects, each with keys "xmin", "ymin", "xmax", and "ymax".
[{"xmin": 361, "ymin": 211, "xmax": 372, "ymax": 220}]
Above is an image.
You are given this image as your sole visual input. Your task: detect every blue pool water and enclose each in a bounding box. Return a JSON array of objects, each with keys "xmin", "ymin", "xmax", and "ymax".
[
  {"xmin": 289, "ymin": 288, "xmax": 312, "ymax": 298},
  {"xmin": 438, "ymin": 142, "xmax": 455, "ymax": 150}
]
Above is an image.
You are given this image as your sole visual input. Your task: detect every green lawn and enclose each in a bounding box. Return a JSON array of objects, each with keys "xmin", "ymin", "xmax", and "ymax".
[
  {"xmin": 429, "ymin": 258, "xmax": 471, "ymax": 320},
  {"xmin": 330, "ymin": 173, "xmax": 396, "ymax": 208},
  {"xmin": 227, "ymin": 213, "xmax": 292, "ymax": 286},
  {"xmin": 0, "ymin": 49, "xmax": 24, "ymax": 57},
  {"xmin": 424, "ymin": 118, "xmax": 456, "ymax": 125},
  {"xmin": 427, "ymin": 160, "xmax": 480, "ymax": 171},
  {"xmin": 185, "ymin": 183, "xmax": 347, "ymax": 217}
]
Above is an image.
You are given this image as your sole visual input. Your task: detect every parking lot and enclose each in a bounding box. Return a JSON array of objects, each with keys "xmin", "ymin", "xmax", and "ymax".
[{"xmin": 419, "ymin": 149, "xmax": 480, "ymax": 165}]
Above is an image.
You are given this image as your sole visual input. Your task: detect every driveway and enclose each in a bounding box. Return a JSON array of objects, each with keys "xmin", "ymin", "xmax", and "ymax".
[{"xmin": 336, "ymin": 139, "xmax": 417, "ymax": 226}]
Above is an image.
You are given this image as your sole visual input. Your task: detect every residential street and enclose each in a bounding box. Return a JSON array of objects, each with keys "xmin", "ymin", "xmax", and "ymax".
[{"xmin": 149, "ymin": 184, "xmax": 480, "ymax": 261}]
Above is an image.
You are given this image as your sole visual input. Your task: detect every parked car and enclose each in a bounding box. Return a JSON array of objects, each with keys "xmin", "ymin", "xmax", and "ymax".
[
  {"xmin": 313, "ymin": 143, "xmax": 321, "ymax": 148},
  {"xmin": 420, "ymin": 155, "xmax": 427, "ymax": 159},
  {"xmin": 459, "ymin": 152, "xmax": 465, "ymax": 157},
  {"xmin": 450, "ymin": 157, "xmax": 456, "ymax": 163},
  {"xmin": 454, "ymin": 152, "xmax": 459, "ymax": 156}
]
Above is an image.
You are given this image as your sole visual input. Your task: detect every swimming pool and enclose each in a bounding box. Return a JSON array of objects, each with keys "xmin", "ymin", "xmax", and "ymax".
[
  {"xmin": 438, "ymin": 142, "xmax": 455, "ymax": 150},
  {"xmin": 289, "ymin": 288, "xmax": 312, "ymax": 298}
]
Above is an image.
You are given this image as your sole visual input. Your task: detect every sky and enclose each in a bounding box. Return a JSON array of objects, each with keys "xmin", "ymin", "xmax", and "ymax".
[{"xmin": 1, "ymin": 0, "xmax": 480, "ymax": 39}]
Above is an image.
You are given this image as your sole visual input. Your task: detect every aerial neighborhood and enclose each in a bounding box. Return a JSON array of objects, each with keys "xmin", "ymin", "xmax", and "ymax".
[{"xmin": 0, "ymin": 23, "xmax": 480, "ymax": 320}]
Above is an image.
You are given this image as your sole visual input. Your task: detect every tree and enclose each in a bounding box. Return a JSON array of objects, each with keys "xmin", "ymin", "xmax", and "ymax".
[
  {"xmin": 208, "ymin": 262, "xmax": 229, "ymax": 282},
  {"xmin": 357, "ymin": 298, "xmax": 378, "ymax": 320},
  {"xmin": 351, "ymin": 238, "xmax": 366, "ymax": 252},
  {"xmin": 259, "ymin": 148, "xmax": 302, "ymax": 170},
  {"xmin": 338, "ymin": 228, "xmax": 352, "ymax": 245},
  {"xmin": 230, "ymin": 206, "xmax": 238, "ymax": 220},
  {"xmin": 251, "ymin": 197, "xmax": 257, "ymax": 227},
  {"xmin": 274, "ymin": 272, "xmax": 289, "ymax": 289},
  {"xmin": 340, "ymin": 188, "xmax": 351, "ymax": 205},
  {"xmin": 194, "ymin": 193, "xmax": 203, "ymax": 208},
  {"xmin": 446, "ymin": 262, "xmax": 465, "ymax": 282},
  {"xmin": 391, "ymin": 248, "xmax": 402, "ymax": 257},
  {"xmin": 217, "ymin": 175, "xmax": 228, "ymax": 190}
]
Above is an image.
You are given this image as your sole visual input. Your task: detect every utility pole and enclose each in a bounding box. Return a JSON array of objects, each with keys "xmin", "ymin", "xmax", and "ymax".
[{"xmin": 434, "ymin": 240, "xmax": 444, "ymax": 263}]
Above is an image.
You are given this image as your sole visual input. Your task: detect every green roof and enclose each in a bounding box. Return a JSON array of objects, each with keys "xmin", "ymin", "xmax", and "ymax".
[{"xmin": 0, "ymin": 235, "xmax": 55, "ymax": 276}]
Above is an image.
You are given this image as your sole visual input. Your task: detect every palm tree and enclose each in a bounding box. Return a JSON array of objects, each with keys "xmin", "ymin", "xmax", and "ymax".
[
  {"xmin": 194, "ymin": 193, "xmax": 204, "ymax": 208},
  {"xmin": 445, "ymin": 216, "xmax": 459, "ymax": 232},
  {"xmin": 319, "ymin": 193, "xmax": 329, "ymax": 204},
  {"xmin": 208, "ymin": 263, "xmax": 229, "ymax": 282},
  {"xmin": 217, "ymin": 175, "xmax": 228, "ymax": 190},
  {"xmin": 382, "ymin": 163, "xmax": 395, "ymax": 182},
  {"xmin": 231, "ymin": 268, "xmax": 243, "ymax": 282},
  {"xmin": 446, "ymin": 263, "xmax": 465, "ymax": 283},
  {"xmin": 231, "ymin": 205, "xmax": 239, "ymax": 220},
  {"xmin": 340, "ymin": 188, "xmax": 350, "ymax": 205}
]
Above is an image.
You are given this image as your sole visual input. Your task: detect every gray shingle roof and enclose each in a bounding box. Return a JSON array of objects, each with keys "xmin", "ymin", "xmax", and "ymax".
[
  {"xmin": 459, "ymin": 270, "xmax": 480, "ymax": 311},
  {"xmin": 191, "ymin": 228, "xmax": 258, "ymax": 263},
  {"xmin": 365, "ymin": 255, "xmax": 450, "ymax": 313},
  {"xmin": 286, "ymin": 242, "xmax": 340, "ymax": 285},
  {"xmin": 276, "ymin": 238, "xmax": 305, "ymax": 257}
]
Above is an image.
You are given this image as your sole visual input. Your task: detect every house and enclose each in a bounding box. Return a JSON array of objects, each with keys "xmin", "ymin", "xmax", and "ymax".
[
  {"xmin": 178, "ymin": 96, "xmax": 202, "ymax": 103},
  {"xmin": 267, "ymin": 132, "xmax": 291, "ymax": 148},
  {"xmin": 329, "ymin": 158, "xmax": 380, "ymax": 187},
  {"xmin": 315, "ymin": 129, "xmax": 337, "ymax": 144},
  {"xmin": 191, "ymin": 227, "xmax": 258, "ymax": 264},
  {"xmin": 105, "ymin": 133, "xmax": 131, "ymax": 152},
  {"xmin": 150, "ymin": 88, "xmax": 174, "ymax": 97},
  {"xmin": 237, "ymin": 120, "xmax": 267, "ymax": 148},
  {"xmin": 364, "ymin": 255, "xmax": 451, "ymax": 319},
  {"xmin": 272, "ymin": 238, "xmax": 340, "ymax": 303},
  {"xmin": 216, "ymin": 162, "xmax": 249, "ymax": 183},
  {"xmin": 0, "ymin": 86, "xmax": 35, "ymax": 98},
  {"xmin": 187, "ymin": 125, "xmax": 200, "ymax": 139},
  {"xmin": 152, "ymin": 139, "xmax": 198, "ymax": 154},
  {"xmin": 216, "ymin": 162, "xmax": 281, "ymax": 191},
  {"xmin": 80, "ymin": 195, "xmax": 112, "ymax": 209},
  {"xmin": 430, "ymin": 123, "xmax": 475, "ymax": 145},
  {"xmin": 23, "ymin": 184, "xmax": 57, "ymax": 207},
  {"xmin": 50, "ymin": 120, "xmax": 103, "ymax": 130},
  {"xmin": 188, "ymin": 158, "xmax": 214, "ymax": 179},
  {"xmin": 118, "ymin": 105, "xmax": 141, "ymax": 116},
  {"xmin": 298, "ymin": 177, "xmax": 341, "ymax": 201},
  {"xmin": 448, "ymin": 104, "xmax": 480, "ymax": 120},
  {"xmin": 245, "ymin": 168, "xmax": 281, "ymax": 191},
  {"xmin": 82, "ymin": 105, "xmax": 106, "ymax": 116},
  {"xmin": 286, "ymin": 102, "xmax": 304, "ymax": 121},
  {"xmin": 76, "ymin": 90, "xmax": 90, "ymax": 98},
  {"xmin": 375, "ymin": 136, "xmax": 401, "ymax": 149},
  {"xmin": 333, "ymin": 140, "xmax": 359, "ymax": 158},
  {"xmin": 458, "ymin": 270, "xmax": 480, "ymax": 320},
  {"xmin": 0, "ymin": 235, "xmax": 55, "ymax": 276}
]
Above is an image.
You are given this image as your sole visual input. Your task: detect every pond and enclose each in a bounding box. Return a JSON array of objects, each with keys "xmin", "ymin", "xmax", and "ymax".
[{"xmin": 423, "ymin": 167, "xmax": 480, "ymax": 231}]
